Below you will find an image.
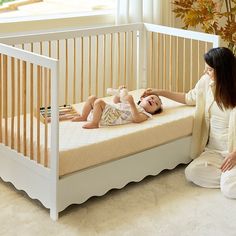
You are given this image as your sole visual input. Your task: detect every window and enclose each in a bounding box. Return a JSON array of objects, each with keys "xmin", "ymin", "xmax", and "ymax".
[
  {"xmin": 0, "ymin": 0, "xmax": 116, "ymax": 35},
  {"xmin": 0, "ymin": 0, "xmax": 115, "ymax": 20},
  {"xmin": 0, "ymin": 0, "xmax": 115, "ymax": 18}
]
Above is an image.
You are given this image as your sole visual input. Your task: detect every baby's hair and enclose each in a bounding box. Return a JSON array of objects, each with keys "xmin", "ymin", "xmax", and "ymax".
[
  {"xmin": 152, "ymin": 97, "xmax": 163, "ymax": 115},
  {"xmin": 153, "ymin": 106, "xmax": 163, "ymax": 115}
]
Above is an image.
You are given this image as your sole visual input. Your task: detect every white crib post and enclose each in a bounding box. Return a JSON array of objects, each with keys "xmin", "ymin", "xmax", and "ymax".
[
  {"xmin": 50, "ymin": 61, "xmax": 60, "ymax": 221},
  {"xmin": 138, "ymin": 24, "xmax": 147, "ymax": 89},
  {"xmin": 212, "ymin": 36, "xmax": 220, "ymax": 48}
]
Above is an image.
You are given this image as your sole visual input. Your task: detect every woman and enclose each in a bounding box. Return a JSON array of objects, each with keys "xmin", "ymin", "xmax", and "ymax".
[{"xmin": 142, "ymin": 47, "xmax": 236, "ymax": 198}]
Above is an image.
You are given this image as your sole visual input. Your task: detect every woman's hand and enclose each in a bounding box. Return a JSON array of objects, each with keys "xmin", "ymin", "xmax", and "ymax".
[
  {"xmin": 141, "ymin": 88, "xmax": 159, "ymax": 98},
  {"xmin": 221, "ymin": 151, "xmax": 236, "ymax": 172}
]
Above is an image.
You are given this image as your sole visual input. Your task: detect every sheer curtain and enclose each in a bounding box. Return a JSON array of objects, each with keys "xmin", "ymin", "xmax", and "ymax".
[{"xmin": 116, "ymin": 0, "xmax": 174, "ymax": 26}]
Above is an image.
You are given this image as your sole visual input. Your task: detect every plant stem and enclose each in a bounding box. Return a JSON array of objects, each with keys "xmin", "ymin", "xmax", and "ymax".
[
  {"xmin": 225, "ymin": 0, "xmax": 231, "ymax": 21},
  {"xmin": 228, "ymin": 0, "xmax": 235, "ymax": 22}
]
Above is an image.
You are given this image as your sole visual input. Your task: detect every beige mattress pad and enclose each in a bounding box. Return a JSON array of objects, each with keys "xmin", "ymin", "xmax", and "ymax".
[{"xmin": 3, "ymin": 89, "xmax": 195, "ymax": 176}]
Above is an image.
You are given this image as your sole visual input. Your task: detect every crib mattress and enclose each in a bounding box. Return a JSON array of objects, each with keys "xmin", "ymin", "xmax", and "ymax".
[{"xmin": 3, "ymin": 89, "xmax": 195, "ymax": 176}]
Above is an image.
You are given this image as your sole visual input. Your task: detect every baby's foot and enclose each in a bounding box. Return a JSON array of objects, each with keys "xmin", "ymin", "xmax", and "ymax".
[
  {"xmin": 71, "ymin": 114, "xmax": 86, "ymax": 122},
  {"xmin": 82, "ymin": 122, "xmax": 99, "ymax": 129}
]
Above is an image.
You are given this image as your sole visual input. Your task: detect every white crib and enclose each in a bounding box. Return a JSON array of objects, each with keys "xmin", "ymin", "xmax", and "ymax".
[{"xmin": 0, "ymin": 23, "xmax": 219, "ymax": 220}]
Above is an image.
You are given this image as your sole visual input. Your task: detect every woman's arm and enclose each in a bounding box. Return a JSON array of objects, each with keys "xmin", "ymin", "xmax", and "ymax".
[
  {"xmin": 142, "ymin": 89, "xmax": 186, "ymax": 104},
  {"xmin": 158, "ymin": 90, "xmax": 186, "ymax": 104}
]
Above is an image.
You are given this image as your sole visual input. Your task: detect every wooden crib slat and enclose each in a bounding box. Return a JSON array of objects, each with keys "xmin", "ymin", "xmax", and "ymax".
[
  {"xmin": 133, "ymin": 31, "xmax": 137, "ymax": 89},
  {"xmin": 176, "ymin": 37, "xmax": 179, "ymax": 92},
  {"xmin": 0, "ymin": 54, "xmax": 2, "ymax": 143},
  {"xmin": 152, "ymin": 32, "xmax": 155, "ymax": 88},
  {"xmin": 3, "ymin": 55, "xmax": 8, "ymax": 146},
  {"xmin": 124, "ymin": 32, "xmax": 127, "ymax": 86},
  {"xmin": 205, "ymin": 41, "xmax": 208, "ymax": 53},
  {"xmin": 29, "ymin": 43, "xmax": 34, "ymax": 160},
  {"xmin": 151, "ymin": 32, "xmax": 154, "ymax": 87},
  {"xmin": 30, "ymin": 62, "xmax": 34, "ymax": 160},
  {"xmin": 190, "ymin": 39, "xmax": 193, "ymax": 89},
  {"xmin": 183, "ymin": 38, "xmax": 186, "ymax": 92},
  {"xmin": 22, "ymin": 61, "xmax": 27, "ymax": 156},
  {"xmin": 17, "ymin": 59, "xmax": 21, "ymax": 152},
  {"xmin": 37, "ymin": 65, "xmax": 41, "ymax": 163},
  {"xmin": 169, "ymin": 36, "xmax": 172, "ymax": 91},
  {"xmin": 40, "ymin": 42, "xmax": 43, "ymax": 107},
  {"xmin": 118, "ymin": 32, "xmax": 121, "ymax": 87},
  {"xmin": 127, "ymin": 31, "xmax": 131, "ymax": 89},
  {"xmin": 57, "ymin": 39, "xmax": 60, "ymax": 102},
  {"xmin": 65, "ymin": 39, "xmax": 68, "ymax": 105},
  {"xmin": 73, "ymin": 38, "xmax": 76, "ymax": 103},
  {"xmin": 157, "ymin": 33, "xmax": 161, "ymax": 89},
  {"xmin": 130, "ymin": 31, "xmax": 134, "ymax": 89},
  {"xmin": 130, "ymin": 31, "xmax": 134, "ymax": 88},
  {"xmin": 96, "ymin": 35, "xmax": 99, "ymax": 95},
  {"xmin": 197, "ymin": 40, "xmax": 200, "ymax": 80},
  {"xmin": 44, "ymin": 67, "xmax": 48, "ymax": 167},
  {"xmin": 80, "ymin": 37, "xmax": 84, "ymax": 101},
  {"xmin": 147, "ymin": 32, "xmax": 152, "ymax": 88},
  {"xmin": 57, "ymin": 39, "xmax": 60, "ymax": 101},
  {"xmin": 57, "ymin": 40, "xmax": 60, "ymax": 60},
  {"xmin": 110, "ymin": 34, "xmax": 113, "ymax": 88},
  {"xmin": 163, "ymin": 35, "xmax": 166, "ymax": 90},
  {"xmin": 11, "ymin": 57, "xmax": 15, "ymax": 149},
  {"xmin": 89, "ymin": 36, "xmax": 92, "ymax": 96},
  {"xmin": 103, "ymin": 35, "xmax": 106, "ymax": 95},
  {"xmin": 48, "ymin": 41, "xmax": 51, "ymax": 105}
]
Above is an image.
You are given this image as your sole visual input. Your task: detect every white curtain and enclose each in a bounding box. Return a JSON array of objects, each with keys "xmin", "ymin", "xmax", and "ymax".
[{"xmin": 116, "ymin": 0, "xmax": 174, "ymax": 26}]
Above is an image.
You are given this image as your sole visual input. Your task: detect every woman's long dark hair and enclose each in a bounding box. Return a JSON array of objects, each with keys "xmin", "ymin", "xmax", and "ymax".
[{"xmin": 204, "ymin": 47, "xmax": 236, "ymax": 110}]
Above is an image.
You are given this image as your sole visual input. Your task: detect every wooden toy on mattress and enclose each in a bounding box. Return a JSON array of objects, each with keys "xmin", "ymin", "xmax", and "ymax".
[{"xmin": 39, "ymin": 104, "xmax": 78, "ymax": 123}]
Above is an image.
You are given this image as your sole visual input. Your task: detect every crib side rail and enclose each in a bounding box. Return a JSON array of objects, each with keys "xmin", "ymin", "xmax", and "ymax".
[
  {"xmin": 0, "ymin": 24, "xmax": 143, "ymax": 45},
  {"xmin": 0, "ymin": 24, "xmax": 143, "ymax": 104},
  {"xmin": 0, "ymin": 43, "xmax": 59, "ymax": 174},
  {"xmin": 143, "ymin": 23, "xmax": 220, "ymax": 92}
]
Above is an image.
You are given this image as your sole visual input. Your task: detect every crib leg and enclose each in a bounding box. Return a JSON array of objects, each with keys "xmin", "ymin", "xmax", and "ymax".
[{"xmin": 50, "ymin": 208, "xmax": 59, "ymax": 221}]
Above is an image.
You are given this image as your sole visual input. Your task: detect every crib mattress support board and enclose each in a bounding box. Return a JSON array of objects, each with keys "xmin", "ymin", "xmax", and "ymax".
[{"xmin": 0, "ymin": 136, "xmax": 191, "ymax": 219}]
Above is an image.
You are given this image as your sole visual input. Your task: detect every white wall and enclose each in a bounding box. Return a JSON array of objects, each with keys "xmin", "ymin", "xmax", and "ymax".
[{"xmin": 0, "ymin": 13, "xmax": 115, "ymax": 36}]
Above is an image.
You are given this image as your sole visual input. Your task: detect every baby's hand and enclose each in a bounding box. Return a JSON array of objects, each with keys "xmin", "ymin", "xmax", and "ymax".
[
  {"xmin": 124, "ymin": 94, "xmax": 134, "ymax": 104},
  {"xmin": 118, "ymin": 85, "xmax": 126, "ymax": 90}
]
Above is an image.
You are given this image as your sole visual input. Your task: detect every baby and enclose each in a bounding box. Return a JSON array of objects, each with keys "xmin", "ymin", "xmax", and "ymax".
[{"xmin": 72, "ymin": 87, "xmax": 162, "ymax": 129}]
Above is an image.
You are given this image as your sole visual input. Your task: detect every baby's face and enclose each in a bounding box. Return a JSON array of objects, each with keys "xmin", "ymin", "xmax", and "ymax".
[{"xmin": 140, "ymin": 95, "xmax": 162, "ymax": 114}]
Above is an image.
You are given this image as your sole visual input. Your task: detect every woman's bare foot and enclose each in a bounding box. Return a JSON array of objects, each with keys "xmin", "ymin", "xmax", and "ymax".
[
  {"xmin": 82, "ymin": 122, "xmax": 99, "ymax": 129},
  {"xmin": 71, "ymin": 114, "xmax": 86, "ymax": 122}
]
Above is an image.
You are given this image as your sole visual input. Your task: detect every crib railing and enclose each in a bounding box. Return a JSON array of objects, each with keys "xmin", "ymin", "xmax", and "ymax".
[
  {"xmin": 0, "ymin": 24, "xmax": 142, "ymax": 170},
  {"xmin": 0, "ymin": 43, "xmax": 59, "ymax": 171},
  {"xmin": 0, "ymin": 23, "xmax": 220, "ymax": 171},
  {"xmin": 143, "ymin": 24, "xmax": 220, "ymax": 92},
  {"xmin": 0, "ymin": 24, "xmax": 142, "ymax": 106}
]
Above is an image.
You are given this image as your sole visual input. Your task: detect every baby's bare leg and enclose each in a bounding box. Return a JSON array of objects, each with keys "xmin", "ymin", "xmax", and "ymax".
[
  {"xmin": 72, "ymin": 95, "xmax": 97, "ymax": 122},
  {"xmin": 83, "ymin": 99, "xmax": 106, "ymax": 129}
]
